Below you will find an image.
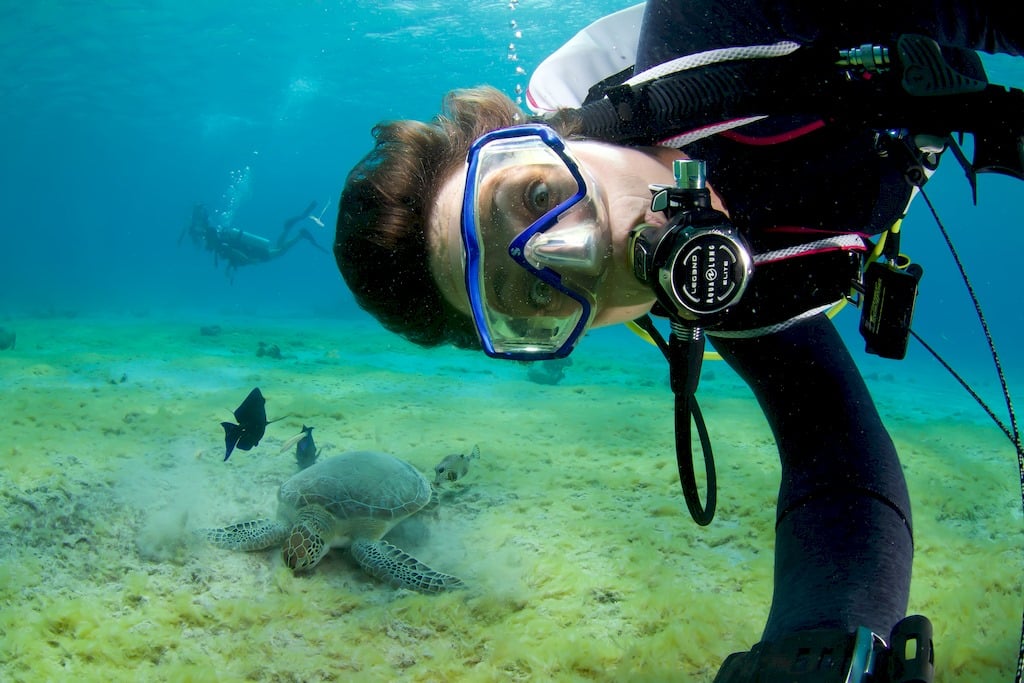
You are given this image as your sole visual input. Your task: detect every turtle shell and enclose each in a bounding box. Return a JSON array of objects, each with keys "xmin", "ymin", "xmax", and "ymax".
[{"xmin": 277, "ymin": 450, "xmax": 431, "ymax": 529}]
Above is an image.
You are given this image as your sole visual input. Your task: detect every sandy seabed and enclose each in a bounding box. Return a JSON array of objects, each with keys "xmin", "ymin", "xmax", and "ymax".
[{"xmin": 0, "ymin": 314, "xmax": 1020, "ymax": 682}]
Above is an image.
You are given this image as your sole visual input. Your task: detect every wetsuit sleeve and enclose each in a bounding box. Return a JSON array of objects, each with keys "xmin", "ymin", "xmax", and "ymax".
[
  {"xmin": 709, "ymin": 314, "xmax": 914, "ymax": 641},
  {"xmin": 636, "ymin": 0, "xmax": 1023, "ymax": 71},
  {"xmin": 628, "ymin": 0, "xmax": 1015, "ymax": 652}
]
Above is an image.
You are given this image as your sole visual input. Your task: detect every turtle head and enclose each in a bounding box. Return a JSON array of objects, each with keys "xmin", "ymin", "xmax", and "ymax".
[{"xmin": 283, "ymin": 506, "xmax": 332, "ymax": 571}]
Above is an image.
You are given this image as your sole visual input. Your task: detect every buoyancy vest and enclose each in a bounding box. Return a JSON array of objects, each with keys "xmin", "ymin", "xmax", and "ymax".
[
  {"xmin": 522, "ymin": 12, "xmax": 1024, "ymax": 336},
  {"xmin": 527, "ymin": 11, "xmax": 887, "ymax": 336},
  {"xmin": 526, "ymin": 3, "xmax": 645, "ymax": 114}
]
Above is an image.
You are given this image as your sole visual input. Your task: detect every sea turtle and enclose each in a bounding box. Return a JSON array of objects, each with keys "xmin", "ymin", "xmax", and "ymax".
[{"xmin": 196, "ymin": 450, "xmax": 464, "ymax": 593}]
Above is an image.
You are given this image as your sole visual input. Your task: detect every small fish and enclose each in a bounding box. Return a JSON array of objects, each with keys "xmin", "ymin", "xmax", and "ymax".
[
  {"xmin": 433, "ymin": 444, "xmax": 481, "ymax": 485},
  {"xmin": 279, "ymin": 425, "xmax": 321, "ymax": 470},
  {"xmin": 221, "ymin": 387, "xmax": 271, "ymax": 461},
  {"xmin": 295, "ymin": 426, "xmax": 320, "ymax": 470}
]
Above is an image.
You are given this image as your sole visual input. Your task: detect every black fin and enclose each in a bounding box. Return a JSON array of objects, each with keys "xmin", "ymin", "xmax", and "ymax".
[
  {"xmin": 221, "ymin": 388, "xmax": 269, "ymax": 460},
  {"xmin": 221, "ymin": 421, "xmax": 242, "ymax": 461}
]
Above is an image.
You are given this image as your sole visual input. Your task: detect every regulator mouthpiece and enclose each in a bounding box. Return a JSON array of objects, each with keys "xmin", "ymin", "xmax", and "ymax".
[{"xmin": 524, "ymin": 220, "xmax": 605, "ymax": 277}]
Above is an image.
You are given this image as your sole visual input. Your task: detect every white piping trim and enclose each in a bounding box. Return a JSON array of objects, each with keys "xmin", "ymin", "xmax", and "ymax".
[
  {"xmin": 626, "ymin": 41, "xmax": 801, "ymax": 86},
  {"xmin": 754, "ymin": 234, "xmax": 867, "ymax": 265},
  {"xmin": 656, "ymin": 116, "xmax": 767, "ymax": 148},
  {"xmin": 707, "ymin": 303, "xmax": 837, "ymax": 339}
]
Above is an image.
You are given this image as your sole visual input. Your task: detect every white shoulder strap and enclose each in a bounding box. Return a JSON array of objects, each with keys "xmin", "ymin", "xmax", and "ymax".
[{"xmin": 525, "ymin": 3, "xmax": 645, "ymax": 114}]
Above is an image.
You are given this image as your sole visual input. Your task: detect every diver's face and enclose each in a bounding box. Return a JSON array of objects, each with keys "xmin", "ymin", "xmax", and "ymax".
[{"xmin": 429, "ymin": 139, "xmax": 700, "ymax": 330}]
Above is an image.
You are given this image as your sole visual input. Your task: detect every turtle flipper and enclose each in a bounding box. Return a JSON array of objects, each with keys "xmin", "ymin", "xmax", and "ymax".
[
  {"xmin": 350, "ymin": 539, "xmax": 464, "ymax": 594},
  {"xmin": 196, "ymin": 519, "xmax": 288, "ymax": 551}
]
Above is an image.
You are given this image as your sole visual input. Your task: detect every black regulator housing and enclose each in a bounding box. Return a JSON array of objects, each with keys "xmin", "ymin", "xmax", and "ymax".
[{"xmin": 629, "ymin": 160, "xmax": 753, "ymax": 326}]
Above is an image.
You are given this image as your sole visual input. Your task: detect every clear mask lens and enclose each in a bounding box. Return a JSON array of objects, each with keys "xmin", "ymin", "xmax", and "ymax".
[{"xmin": 461, "ymin": 125, "xmax": 609, "ymax": 359}]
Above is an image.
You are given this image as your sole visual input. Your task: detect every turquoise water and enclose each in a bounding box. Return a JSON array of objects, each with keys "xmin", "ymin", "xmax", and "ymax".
[
  {"xmin": 1, "ymin": 2, "xmax": 1022, "ymax": 380},
  {"xmin": 0, "ymin": 0, "xmax": 633, "ymax": 315},
  {"xmin": 1, "ymin": 2, "xmax": 1022, "ymax": 681}
]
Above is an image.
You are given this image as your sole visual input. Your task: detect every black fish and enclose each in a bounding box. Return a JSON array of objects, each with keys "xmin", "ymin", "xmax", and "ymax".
[
  {"xmin": 221, "ymin": 387, "xmax": 270, "ymax": 461},
  {"xmin": 295, "ymin": 425, "xmax": 320, "ymax": 470}
]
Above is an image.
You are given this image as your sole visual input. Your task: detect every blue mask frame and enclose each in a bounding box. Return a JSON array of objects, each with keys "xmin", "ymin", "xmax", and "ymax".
[{"xmin": 460, "ymin": 124, "xmax": 593, "ymax": 360}]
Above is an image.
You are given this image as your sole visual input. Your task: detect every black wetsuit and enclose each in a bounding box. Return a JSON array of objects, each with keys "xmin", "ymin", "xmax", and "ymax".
[{"xmin": 631, "ymin": 0, "xmax": 1023, "ymax": 650}]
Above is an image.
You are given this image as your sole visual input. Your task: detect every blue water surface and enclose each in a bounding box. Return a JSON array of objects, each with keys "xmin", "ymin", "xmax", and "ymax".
[
  {"xmin": 1, "ymin": 4, "xmax": 1023, "ymax": 681},
  {"xmin": 0, "ymin": 1, "xmax": 633, "ymax": 316},
  {"xmin": 0, "ymin": 0, "xmax": 1021, "ymax": 425}
]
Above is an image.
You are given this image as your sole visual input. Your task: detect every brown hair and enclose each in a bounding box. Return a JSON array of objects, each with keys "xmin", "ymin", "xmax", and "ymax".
[{"xmin": 334, "ymin": 86, "xmax": 525, "ymax": 349}]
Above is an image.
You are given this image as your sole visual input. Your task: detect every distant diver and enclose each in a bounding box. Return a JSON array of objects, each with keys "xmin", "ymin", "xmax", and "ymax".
[
  {"xmin": 181, "ymin": 200, "xmax": 328, "ymax": 281},
  {"xmin": 306, "ymin": 199, "xmax": 331, "ymax": 228}
]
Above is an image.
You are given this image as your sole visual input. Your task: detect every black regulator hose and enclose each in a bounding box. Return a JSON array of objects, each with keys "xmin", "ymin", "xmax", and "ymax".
[
  {"xmin": 669, "ymin": 324, "xmax": 717, "ymax": 525},
  {"xmin": 630, "ymin": 314, "xmax": 717, "ymax": 525}
]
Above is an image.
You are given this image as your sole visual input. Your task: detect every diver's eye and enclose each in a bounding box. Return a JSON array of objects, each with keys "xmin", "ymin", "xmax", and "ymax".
[
  {"xmin": 528, "ymin": 280, "xmax": 554, "ymax": 308},
  {"xmin": 525, "ymin": 180, "xmax": 552, "ymax": 215}
]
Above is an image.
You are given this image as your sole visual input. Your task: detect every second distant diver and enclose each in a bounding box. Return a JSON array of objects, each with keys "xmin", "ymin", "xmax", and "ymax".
[{"xmin": 182, "ymin": 200, "xmax": 329, "ymax": 280}]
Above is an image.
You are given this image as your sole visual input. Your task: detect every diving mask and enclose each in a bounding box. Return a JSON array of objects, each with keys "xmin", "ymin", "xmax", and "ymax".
[{"xmin": 461, "ymin": 124, "xmax": 611, "ymax": 360}]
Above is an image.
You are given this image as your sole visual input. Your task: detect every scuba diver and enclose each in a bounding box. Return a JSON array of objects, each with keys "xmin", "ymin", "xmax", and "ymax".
[
  {"xmin": 333, "ymin": 1, "xmax": 1023, "ymax": 680},
  {"xmin": 181, "ymin": 200, "xmax": 329, "ymax": 280}
]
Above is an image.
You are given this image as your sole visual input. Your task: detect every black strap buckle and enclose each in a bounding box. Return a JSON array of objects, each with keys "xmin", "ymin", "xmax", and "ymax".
[{"xmin": 713, "ymin": 615, "xmax": 934, "ymax": 683}]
